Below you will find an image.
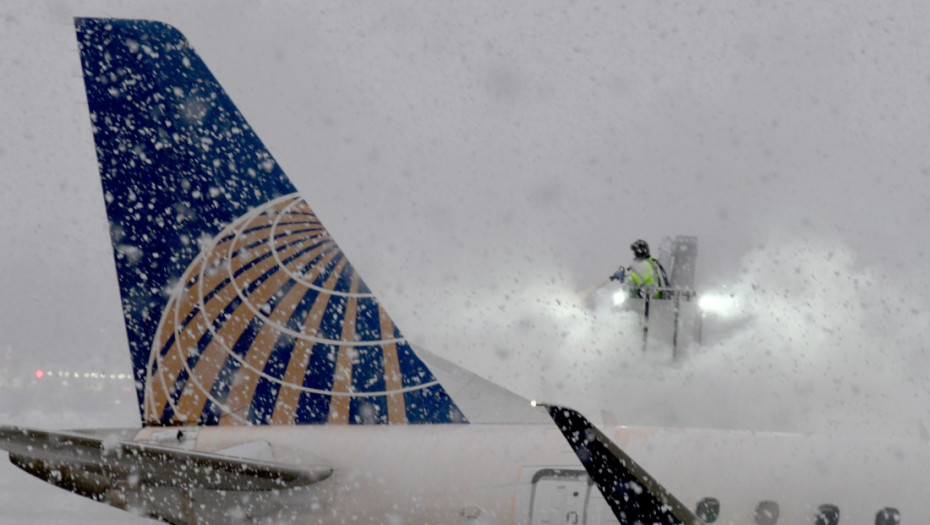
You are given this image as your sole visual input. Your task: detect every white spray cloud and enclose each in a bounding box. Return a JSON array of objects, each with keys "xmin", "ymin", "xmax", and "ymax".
[{"xmin": 411, "ymin": 233, "xmax": 930, "ymax": 438}]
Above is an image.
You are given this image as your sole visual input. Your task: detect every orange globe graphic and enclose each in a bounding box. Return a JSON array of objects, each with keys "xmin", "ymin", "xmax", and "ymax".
[{"xmin": 143, "ymin": 194, "xmax": 413, "ymax": 425}]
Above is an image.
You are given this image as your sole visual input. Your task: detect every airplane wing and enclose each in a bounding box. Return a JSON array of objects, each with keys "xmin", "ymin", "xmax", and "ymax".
[
  {"xmin": 0, "ymin": 425, "xmax": 332, "ymax": 493},
  {"xmin": 542, "ymin": 405, "xmax": 702, "ymax": 525}
]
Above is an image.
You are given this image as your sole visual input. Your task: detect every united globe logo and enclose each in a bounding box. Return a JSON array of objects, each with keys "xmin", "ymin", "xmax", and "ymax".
[{"xmin": 143, "ymin": 194, "xmax": 459, "ymax": 426}]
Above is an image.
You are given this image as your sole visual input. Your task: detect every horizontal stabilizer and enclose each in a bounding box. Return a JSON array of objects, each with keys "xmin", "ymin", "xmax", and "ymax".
[
  {"xmin": 542, "ymin": 405, "xmax": 701, "ymax": 525},
  {"xmin": 0, "ymin": 425, "xmax": 332, "ymax": 492}
]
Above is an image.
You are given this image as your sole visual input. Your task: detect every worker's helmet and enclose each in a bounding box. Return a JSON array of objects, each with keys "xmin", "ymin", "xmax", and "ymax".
[{"xmin": 631, "ymin": 239, "xmax": 650, "ymax": 258}]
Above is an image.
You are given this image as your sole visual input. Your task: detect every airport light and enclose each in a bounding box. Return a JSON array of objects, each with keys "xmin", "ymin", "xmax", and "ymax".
[
  {"xmin": 698, "ymin": 293, "xmax": 737, "ymax": 316},
  {"xmin": 612, "ymin": 289, "xmax": 628, "ymax": 306}
]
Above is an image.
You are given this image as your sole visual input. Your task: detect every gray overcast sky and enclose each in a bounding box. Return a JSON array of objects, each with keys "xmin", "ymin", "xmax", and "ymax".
[{"xmin": 4, "ymin": 0, "xmax": 930, "ymax": 437}]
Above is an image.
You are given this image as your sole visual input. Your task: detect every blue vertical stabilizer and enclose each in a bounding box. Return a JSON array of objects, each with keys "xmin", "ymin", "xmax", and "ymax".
[{"xmin": 75, "ymin": 18, "xmax": 465, "ymax": 426}]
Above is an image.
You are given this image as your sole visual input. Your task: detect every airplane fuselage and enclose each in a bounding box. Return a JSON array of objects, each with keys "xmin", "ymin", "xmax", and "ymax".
[{"xmin": 119, "ymin": 423, "xmax": 926, "ymax": 525}]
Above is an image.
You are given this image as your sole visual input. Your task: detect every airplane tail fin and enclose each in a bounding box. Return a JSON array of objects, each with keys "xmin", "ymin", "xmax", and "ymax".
[
  {"xmin": 75, "ymin": 18, "xmax": 466, "ymax": 426},
  {"xmin": 542, "ymin": 405, "xmax": 701, "ymax": 525}
]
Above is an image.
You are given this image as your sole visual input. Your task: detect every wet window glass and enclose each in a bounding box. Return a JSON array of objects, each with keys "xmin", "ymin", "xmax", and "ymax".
[
  {"xmin": 695, "ymin": 497, "xmax": 720, "ymax": 523},
  {"xmin": 875, "ymin": 507, "xmax": 900, "ymax": 525},
  {"xmin": 754, "ymin": 500, "xmax": 780, "ymax": 525},
  {"xmin": 816, "ymin": 504, "xmax": 840, "ymax": 525}
]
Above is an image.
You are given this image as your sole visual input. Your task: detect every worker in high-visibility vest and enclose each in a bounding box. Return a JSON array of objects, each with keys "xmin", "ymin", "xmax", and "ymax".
[{"xmin": 609, "ymin": 239, "xmax": 670, "ymax": 298}]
